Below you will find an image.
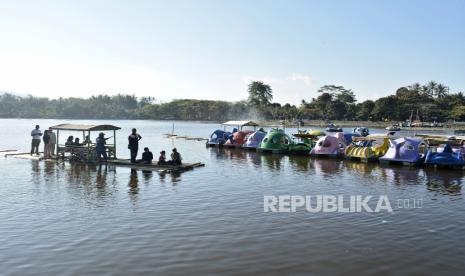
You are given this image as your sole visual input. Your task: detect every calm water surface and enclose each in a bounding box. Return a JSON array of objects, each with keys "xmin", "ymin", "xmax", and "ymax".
[{"xmin": 1, "ymin": 119, "xmax": 465, "ymax": 275}]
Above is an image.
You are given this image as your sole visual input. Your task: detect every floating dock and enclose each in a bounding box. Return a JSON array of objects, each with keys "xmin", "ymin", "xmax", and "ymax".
[
  {"xmin": 107, "ymin": 159, "xmax": 205, "ymax": 173},
  {"xmin": 2, "ymin": 150, "xmax": 205, "ymax": 173},
  {"xmin": 163, "ymin": 133, "xmax": 208, "ymax": 141},
  {"xmin": 3, "ymin": 151, "xmax": 44, "ymax": 161}
]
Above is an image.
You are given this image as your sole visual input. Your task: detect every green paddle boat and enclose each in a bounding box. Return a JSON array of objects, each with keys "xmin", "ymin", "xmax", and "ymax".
[{"xmin": 258, "ymin": 128, "xmax": 312, "ymax": 155}]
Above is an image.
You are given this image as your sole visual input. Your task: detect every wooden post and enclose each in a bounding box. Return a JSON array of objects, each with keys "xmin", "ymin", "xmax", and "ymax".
[
  {"xmin": 56, "ymin": 129, "xmax": 60, "ymax": 157},
  {"xmin": 87, "ymin": 130, "xmax": 91, "ymax": 162},
  {"xmin": 113, "ymin": 130, "xmax": 116, "ymax": 159}
]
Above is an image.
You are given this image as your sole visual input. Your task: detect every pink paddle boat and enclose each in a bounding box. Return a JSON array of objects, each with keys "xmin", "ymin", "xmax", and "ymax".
[{"xmin": 310, "ymin": 133, "xmax": 347, "ymax": 157}]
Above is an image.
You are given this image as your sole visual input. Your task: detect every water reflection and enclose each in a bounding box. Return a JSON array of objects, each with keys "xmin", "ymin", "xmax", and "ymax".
[
  {"xmin": 343, "ymin": 160, "xmax": 378, "ymax": 176},
  {"xmin": 128, "ymin": 169, "xmax": 139, "ymax": 195},
  {"xmin": 142, "ymin": 170, "xmax": 154, "ymax": 184},
  {"xmin": 312, "ymin": 158, "xmax": 342, "ymax": 176},
  {"xmin": 44, "ymin": 160, "xmax": 56, "ymax": 176},
  {"xmin": 379, "ymin": 166, "xmax": 420, "ymax": 186},
  {"xmin": 159, "ymin": 171, "xmax": 182, "ymax": 184},
  {"xmin": 288, "ymin": 156, "xmax": 311, "ymax": 170},
  {"xmin": 425, "ymin": 169, "xmax": 463, "ymax": 195},
  {"xmin": 261, "ymin": 154, "xmax": 284, "ymax": 170},
  {"xmin": 96, "ymin": 163, "xmax": 108, "ymax": 189}
]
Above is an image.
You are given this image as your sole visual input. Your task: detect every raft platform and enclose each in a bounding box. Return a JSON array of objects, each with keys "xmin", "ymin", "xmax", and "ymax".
[
  {"xmin": 164, "ymin": 133, "xmax": 208, "ymax": 141},
  {"xmin": 3, "ymin": 152, "xmax": 44, "ymax": 161},
  {"xmin": 107, "ymin": 159, "xmax": 205, "ymax": 173},
  {"xmin": 2, "ymin": 151, "xmax": 205, "ymax": 173}
]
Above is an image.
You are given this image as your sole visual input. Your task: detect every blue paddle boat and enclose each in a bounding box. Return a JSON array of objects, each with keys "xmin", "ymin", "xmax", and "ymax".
[
  {"xmin": 424, "ymin": 144, "xmax": 465, "ymax": 167},
  {"xmin": 352, "ymin": 127, "xmax": 369, "ymax": 137},
  {"xmin": 379, "ymin": 137, "xmax": 427, "ymax": 166},
  {"xmin": 206, "ymin": 129, "xmax": 231, "ymax": 147}
]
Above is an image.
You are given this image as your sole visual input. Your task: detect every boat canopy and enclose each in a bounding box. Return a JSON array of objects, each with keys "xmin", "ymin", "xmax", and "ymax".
[
  {"xmin": 50, "ymin": 124, "xmax": 121, "ymax": 131},
  {"xmin": 50, "ymin": 123, "xmax": 121, "ymax": 160},
  {"xmin": 222, "ymin": 120, "xmax": 259, "ymax": 127}
]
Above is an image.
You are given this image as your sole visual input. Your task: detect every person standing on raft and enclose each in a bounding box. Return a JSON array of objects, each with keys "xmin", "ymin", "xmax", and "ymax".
[
  {"xmin": 48, "ymin": 127, "xmax": 57, "ymax": 156},
  {"xmin": 96, "ymin": 132, "xmax": 110, "ymax": 162},
  {"xmin": 43, "ymin": 130, "xmax": 51, "ymax": 159},
  {"xmin": 128, "ymin": 128, "xmax": 142, "ymax": 163},
  {"xmin": 30, "ymin": 125, "xmax": 42, "ymax": 155}
]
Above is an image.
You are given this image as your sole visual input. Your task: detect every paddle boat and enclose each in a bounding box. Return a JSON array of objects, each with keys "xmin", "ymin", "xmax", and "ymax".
[
  {"xmin": 352, "ymin": 127, "xmax": 370, "ymax": 137},
  {"xmin": 310, "ymin": 133, "xmax": 347, "ymax": 157},
  {"xmin": 345, "ymin": 136, "xmax": 390, "ymax": 162},
  {"xmin": 292, "ymin": 130, "xmax": 324, "ymax": 145},
  {"xmin": 258, "ymin": 129, "xmax": 292, "ymax": 154},
  {"xmin": 258, "ymin": 129, "xmax": 312, "ymax": 155},
  {"xmin": 243, "ymin": 129, "xmax": 267, "ymax": 150},
  {"xmin": 288, "ymin": 142, "xmax": 312, "ymax": 155},
  {"xmin": 326, "ymin": 123, "xmax": 343, "ymax": 132},
  {"xmin": 307, "ymin": 129, "xmax": 326, "ymax": 137},
  {"xmin": 379, "ymin": 137, "xmax": 427, "ymax": 166},
  {"xmin": 224, "ymin": 130, "xmax": 254, "ymax": 148},
  {"xmin": 342, "ymin": 133, "xmax": 361, "ymax": 144},
  {"xmin": 424, "ymin": 144, "xmax": 465, "ymax": 168},
  {"xmin": 206, "ymin": 129, "xmax": 230, "ymax": 147},
  {"xmin": 386, "ymin": 124, "xmax": 401, "ymax": 131},
  {"xmin": 207, "ymin": 120, "xmax": 259, "ymax": 147}
]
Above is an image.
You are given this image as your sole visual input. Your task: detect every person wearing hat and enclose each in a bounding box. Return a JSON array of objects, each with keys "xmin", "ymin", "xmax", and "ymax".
[
  {"xmin": 96, "ymin": 132, "xmax": 109, "ymax": 161},
  {"xmin": 170, "ymin": 148, "xmax": 182, "ymax": 165},
  {"xmin": 141, "ymin": 147, "xmax": 153, "ymax": 164},
  {"xmin": 158, "ymin": 150, "xmax": 167, "ymax": 165}
]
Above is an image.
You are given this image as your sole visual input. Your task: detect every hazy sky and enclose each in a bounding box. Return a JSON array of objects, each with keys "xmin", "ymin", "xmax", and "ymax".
[{"xmin": 1, "ymin": 0, "xmax": 464, "ymax": 104}]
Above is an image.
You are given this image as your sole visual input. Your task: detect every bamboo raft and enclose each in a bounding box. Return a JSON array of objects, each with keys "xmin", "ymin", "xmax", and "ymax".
[
  {"xmin": 3, "ymin": 151, "xmax": 44, "ymax": 161},
  {"xmin": 163, "ymin": 133, "xmax": 208, "ymax": 141},
  {"xmin": 107, "ymin": 159, "xmax": 205, "ymax": 173},
  {"xmin": 2, "ymin": 150, "xmax": 205, "ymax": 173}
]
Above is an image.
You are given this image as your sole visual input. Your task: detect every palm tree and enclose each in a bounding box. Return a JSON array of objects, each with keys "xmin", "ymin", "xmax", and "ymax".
[
  {"xmin": 247, "ymin": 81, "xmax": 273, "ymax": 107},
  {"xmin": 408, "ymin": 82, "xmax": 422, "ymax": 92},
  {"xmin": 435, "ymin": 83, "xmax": 449, "ymax": 98},
  {"xmin": 425, "ymin": 81, "xmax": 438, "ymax": 98}
]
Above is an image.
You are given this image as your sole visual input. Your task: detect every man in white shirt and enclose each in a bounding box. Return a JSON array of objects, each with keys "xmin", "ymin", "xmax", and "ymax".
[
  {"xmin": 30, "ymin": 125, "xmax": 42, "ymax": 155},
  {"xmin": 48, "ymin": 127, "xmax": 57, "ymax": 156}
]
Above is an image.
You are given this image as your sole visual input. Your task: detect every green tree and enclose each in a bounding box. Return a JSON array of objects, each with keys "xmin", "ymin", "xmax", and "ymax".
[
  {"xmin": 247, "ymin": 81, "xmax": 273, "ymax": 107},
  {"xmin": 451, "ymin": 106, "xmax": 465, "ymax": 121},
  {"xmin": 318, "ymin": 85, "xmax": 356, "ymax": 104}
]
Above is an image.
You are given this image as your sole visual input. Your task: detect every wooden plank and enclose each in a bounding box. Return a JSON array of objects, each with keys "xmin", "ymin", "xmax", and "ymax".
[
  {"xmin": 5, "ymin": 152, "xmax": 43, "ymax": 156},
  {"xmin": 6, "ymin": 154, "xmax": 44, "ymax": 161}
]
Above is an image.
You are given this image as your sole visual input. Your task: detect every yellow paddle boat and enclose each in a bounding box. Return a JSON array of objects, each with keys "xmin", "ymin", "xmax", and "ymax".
[{"xmin": 345, "ymin": 136, "xmax": 390, "ymax": 162}]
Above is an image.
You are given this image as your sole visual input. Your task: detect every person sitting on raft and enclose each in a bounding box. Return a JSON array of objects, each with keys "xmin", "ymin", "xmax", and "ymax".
[
  {"xmin": 141, "ymin": 147, "xmax": 153, "ymax": 164},
  {"xmin": 158, "ymin": 150, "xmax": 167, "ymax": 165},
  {"xmin": 74, "ymin": 137, "xmax": 85, "ymax": 146},
  {"xmin": 83, "ymin": 135, "xmax": 92, "ymax": 145},
  {"xmin": 65, "ymin": 136, "xmax": 74, "ymax": 146},
  {"xmin": 170, "ymin": 148, "xmax": 182, "ymax": 165}
]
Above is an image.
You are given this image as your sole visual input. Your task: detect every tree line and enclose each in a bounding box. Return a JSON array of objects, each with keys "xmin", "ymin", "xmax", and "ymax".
[{"xmin": 1, "ymin": 80, "xmax": 464, "ymax": 121}]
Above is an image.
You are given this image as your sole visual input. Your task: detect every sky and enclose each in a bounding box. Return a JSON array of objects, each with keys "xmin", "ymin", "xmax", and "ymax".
[{"xmin": 0, "ymin": 0, "xmax": 464, "ymax": 105}]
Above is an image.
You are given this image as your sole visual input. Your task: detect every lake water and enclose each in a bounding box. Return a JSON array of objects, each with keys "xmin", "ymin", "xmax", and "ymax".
[{"xmin": 1, "ymin": 119, "xmax": 465, "ymax": 275}]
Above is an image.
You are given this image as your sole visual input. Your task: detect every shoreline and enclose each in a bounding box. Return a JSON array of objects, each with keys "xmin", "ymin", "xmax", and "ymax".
[{"xmin": 0, "ymin": 117, "xmax": 461, "ymax": 131}]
